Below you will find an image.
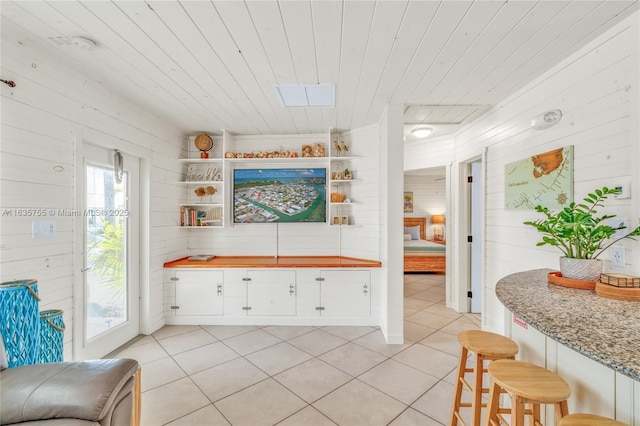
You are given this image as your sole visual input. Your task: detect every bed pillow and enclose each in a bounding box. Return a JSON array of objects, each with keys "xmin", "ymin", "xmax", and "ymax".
[
  {"xmin": 404, "ymin": 225, "xmax": 421, "ymax": 240},
  {"xmin": 404, "ymin": 234, "xmax": 412, "ymax": 241}
]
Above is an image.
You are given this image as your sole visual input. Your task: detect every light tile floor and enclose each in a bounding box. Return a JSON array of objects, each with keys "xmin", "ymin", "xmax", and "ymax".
[{"xmin": 112, "ymin": 273, "xmax": 481, "ymax": 426}]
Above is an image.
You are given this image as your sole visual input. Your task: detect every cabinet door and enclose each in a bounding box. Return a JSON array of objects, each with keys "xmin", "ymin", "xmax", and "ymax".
[
  {"xmin": 175, "ymin": 270, "xmax": 224, "ymax": 316},
  {"xmin": 320, "ymin": 270, "xmax": 370, "ymax": 317},
  {"xmin": 247, "ymin": 270, "xmax": 296, "ymax": 316},
  {"xmin": 223, "ymin": 269, "xmax": 248, "ymax": 316},
  {"xmin": 556, "ymin": 344, "xmax": 615, "ymax": 418}
]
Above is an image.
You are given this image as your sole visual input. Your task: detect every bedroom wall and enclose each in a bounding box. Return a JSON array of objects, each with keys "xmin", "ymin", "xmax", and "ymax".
[
  {"xmin": 0, "ymin": 22, "xmax": 186, "ymax": 358},
  {"xmin": 404, "ymin": 173, "xmax": 446, "ymax": 240},
  {"xmin": 449, "ymin": 13, "xmax": 640, "ymax": 333}
]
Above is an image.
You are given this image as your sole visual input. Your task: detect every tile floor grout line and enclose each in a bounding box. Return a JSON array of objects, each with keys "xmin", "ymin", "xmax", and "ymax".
[{"xmin": 126, "ymin": 273, "xmax": 478, "ymax": 425}]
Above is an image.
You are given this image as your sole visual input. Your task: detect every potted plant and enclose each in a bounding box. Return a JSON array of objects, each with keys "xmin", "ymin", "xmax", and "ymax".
[{"xmin": 524, "ymin": 186, "xmax": 640, "ymax": 281}]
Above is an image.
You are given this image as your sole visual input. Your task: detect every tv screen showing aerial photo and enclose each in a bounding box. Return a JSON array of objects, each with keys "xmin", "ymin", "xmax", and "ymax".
[{"xmin": 233, "ymin": 168, "xmax": 327, "ymax": 223}]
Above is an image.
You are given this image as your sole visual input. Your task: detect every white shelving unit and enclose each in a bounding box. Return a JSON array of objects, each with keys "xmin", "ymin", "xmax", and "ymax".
[
  {"xmin": 178, "ymin": 130, "xmax": 364, "ymax": 228},
  {"xmin": 178, "ymin": 134, "xmax": 225, "ymax": 228}
]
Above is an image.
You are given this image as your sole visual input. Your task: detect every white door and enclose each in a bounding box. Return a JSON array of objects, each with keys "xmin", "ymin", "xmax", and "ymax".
[
  {"xmin": 470, "ymin": 162, "xmax": 483, "ymax": 313},
  {"xmin": 75, "ymin": 144, "xmax": 139, "ymax": 359}
]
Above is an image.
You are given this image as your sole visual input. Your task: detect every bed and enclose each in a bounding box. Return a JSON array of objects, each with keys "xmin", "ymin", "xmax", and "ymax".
[{"xmin": 404, "ymin": 217, "xmax": 446, "ymax": 273}]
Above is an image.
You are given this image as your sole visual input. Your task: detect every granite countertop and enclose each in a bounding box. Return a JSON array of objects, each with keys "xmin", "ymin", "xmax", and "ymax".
[{"xmin": 496, "ymin": 269, "xmax": 640, "ymax": 381}]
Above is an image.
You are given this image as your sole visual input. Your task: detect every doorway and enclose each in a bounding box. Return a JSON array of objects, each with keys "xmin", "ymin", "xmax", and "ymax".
[
  {"xmin": 74, "ymin": 143, "xmax": 140, "ymax": 360},
  {"xmin": 469, "ymin": 161, "xmax": 483, "ymax": 313}
]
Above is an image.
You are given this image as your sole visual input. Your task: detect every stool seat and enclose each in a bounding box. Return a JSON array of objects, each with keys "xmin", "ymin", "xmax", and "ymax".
[
  {"xmin": 559, "ymin": 414, "xmax": 627, "ymax": 426},
  {"xmin": 458, "ymin": 330, "xmax": 519, "ymax": 360},
  {"xmin": 488, "ymin": 359, "xmax": 571, "ymax": 404}
]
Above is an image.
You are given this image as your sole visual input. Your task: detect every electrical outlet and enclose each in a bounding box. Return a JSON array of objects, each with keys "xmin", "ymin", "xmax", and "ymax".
[
  {"xmin": 32, "ymin": 221, "xmax": 56, "ymax": 239},
  {"xmin": 611, "ymin": 245, "xmax": 625, "ymax": 267}
]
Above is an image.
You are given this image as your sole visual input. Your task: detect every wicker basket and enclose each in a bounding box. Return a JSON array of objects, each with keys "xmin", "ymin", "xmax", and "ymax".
[
  {"xmin": 0, "ymin": 279, "xmax": 41, "ymax": 367},
  {"xmin": 39, "ymin": 309, "xmax": 65, "ymax": 363}
]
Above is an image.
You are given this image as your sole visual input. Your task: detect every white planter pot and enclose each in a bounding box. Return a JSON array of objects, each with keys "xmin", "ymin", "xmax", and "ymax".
[{"xmin": 559, "ymin": 257, "xmax": 603, "ymax": 281}]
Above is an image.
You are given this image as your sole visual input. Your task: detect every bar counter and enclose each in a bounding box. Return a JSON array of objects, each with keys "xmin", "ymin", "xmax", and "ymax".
[{"xmin": 496, "ymin": 268, "xmax": 640, "ymax": 381}]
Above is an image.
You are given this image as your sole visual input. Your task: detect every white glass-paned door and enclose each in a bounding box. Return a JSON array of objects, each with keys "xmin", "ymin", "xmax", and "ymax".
[{"xmin": 76, "ymin": 144, "xmax": 139, "ymax": 360}]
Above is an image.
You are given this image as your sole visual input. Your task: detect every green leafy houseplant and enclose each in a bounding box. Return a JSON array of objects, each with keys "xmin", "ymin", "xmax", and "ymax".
[{"xmin": 524, "ymin": 186, "xmax": 640, "ymax": 279}]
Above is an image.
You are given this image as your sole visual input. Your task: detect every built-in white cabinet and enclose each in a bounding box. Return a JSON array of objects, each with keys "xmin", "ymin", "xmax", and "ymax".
[
  {"xmin": 169, "ymin": 270, "xmax": 224, "ymax": 316},
  {"xmin": 246, "ymin": 270, "xmax": 296, "ymax": 316},
  {"xmin": 165, "ymin": 267, "xmax": 377, "ymax": 326},
  {"xmin": 296, "ymin": 269, "xmax": 371, "ymax": 317},
  {"xmin": 319, "ymin": 270, "xmax": 370, "ymax": 316}
]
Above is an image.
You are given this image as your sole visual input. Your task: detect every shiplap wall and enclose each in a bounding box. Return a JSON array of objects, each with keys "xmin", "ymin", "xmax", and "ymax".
[
  {"xmin": 0, "ymin": 25, "xmax": 186, "ymax": 358},
  {"xmin": 450, "ymin": 14, "xmax": 640, "ymax": 333},
  {"xmin": 404, "ymin": 175, "xmax": 446, "ymax": 239}
]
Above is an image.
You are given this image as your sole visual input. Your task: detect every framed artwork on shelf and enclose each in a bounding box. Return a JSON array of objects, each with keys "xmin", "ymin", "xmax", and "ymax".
[{"xmin": 404, "ymin": 192, "xmax": 413, "ymax": 213}]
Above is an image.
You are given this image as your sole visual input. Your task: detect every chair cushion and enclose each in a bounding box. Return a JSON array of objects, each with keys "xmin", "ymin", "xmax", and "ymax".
[{"xmin": 0, "ymin": 358, "xmax": 138, "ymax": 424}]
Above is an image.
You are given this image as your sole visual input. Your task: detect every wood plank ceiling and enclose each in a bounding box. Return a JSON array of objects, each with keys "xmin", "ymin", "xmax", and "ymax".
[{"xmin": 1, "ymin": 1, "xmax": 638, "ymax": 138}]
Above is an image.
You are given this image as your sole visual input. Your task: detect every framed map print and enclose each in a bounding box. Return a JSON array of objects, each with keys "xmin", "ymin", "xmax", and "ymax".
[{"xmin": 505, "ymin": 146, "xmax": 573, "ymax": 210}]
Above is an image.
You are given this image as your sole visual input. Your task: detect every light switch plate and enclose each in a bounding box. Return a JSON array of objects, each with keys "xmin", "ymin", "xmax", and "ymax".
[{"xmin": 32, "ymin": 221, "xmax": 56, "ymax": 239}]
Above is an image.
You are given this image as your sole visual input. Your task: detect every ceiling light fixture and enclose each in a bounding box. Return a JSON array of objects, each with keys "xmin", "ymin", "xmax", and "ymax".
[
  {"xmin": 411, "ymin": 126, "xmax": 434, "ymax": 138},
  {"xmin": 273, "ymin": 84, "xmax": 335, "ymax": 108},
  {"xmin": 531, "ymin": 109, "xmax": 562, "ymax": 130}
]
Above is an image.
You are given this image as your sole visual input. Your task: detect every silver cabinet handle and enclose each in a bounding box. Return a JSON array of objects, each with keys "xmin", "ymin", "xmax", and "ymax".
[{"xmin": 217, "ymin": 284, "xmax": 222, "ymax": 296}]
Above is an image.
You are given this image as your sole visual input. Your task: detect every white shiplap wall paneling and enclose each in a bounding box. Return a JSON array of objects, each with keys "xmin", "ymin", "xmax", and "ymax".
[
  {"xmin": 335, "ymin": 1, "xmax": 376, "ymax": 132},
  {"xmin": 456, "ymin": 17, "xmax": 637, "ymax": 333},
  {"xmin": 391, "ymin": 1, "xmax": 473, "ymax": 105},
  {"xmin": 410, "ymin": 1, "xmax": 506, "ymax": 104},
  {"xmin": 348, "ymin": 1, "xmax": 407, "ymax": 129}
]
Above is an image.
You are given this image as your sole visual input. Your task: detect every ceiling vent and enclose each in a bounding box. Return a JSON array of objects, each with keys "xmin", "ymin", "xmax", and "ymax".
[{"xmin": 273, "ymin": 84, "xmax": 335, "ymax": 108}]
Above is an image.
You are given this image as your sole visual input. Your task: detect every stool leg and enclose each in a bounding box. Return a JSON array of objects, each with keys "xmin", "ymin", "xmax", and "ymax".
[
  {"xmin": 554, "ymin": 401, "xmax": 569, "ymax": 425},
  {"xmin": 531, "ymin": 403, "xmax": 541, "ymax": 426},
  {"xmin": 511, "ymin": 394, "xmax": 525, "ymax": 426},
  {"xmin": 472, "ymin": 353, "xmax": 484, "ymax": 426},
  {"xmin": 450, "ymin": 346, "xmax": 469, "ymax": 426},
  {"xmin": 484, "ymin": 381, "xmax": 500, "ymax": 426}
]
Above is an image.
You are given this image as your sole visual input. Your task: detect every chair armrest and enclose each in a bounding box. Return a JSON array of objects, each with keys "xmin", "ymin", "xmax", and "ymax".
[{"xmin": 1, "ymin": 358, "xmax": 138, "ymax": 424}]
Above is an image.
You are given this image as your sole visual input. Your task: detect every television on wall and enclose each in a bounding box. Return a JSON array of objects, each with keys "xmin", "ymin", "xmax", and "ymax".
[{"xmin": 233, "ymin": 168, "xmax": 327, "ymax": 223}]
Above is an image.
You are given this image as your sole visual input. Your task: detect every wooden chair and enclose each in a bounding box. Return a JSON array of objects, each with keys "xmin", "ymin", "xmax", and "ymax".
[{"xmin": 450, "ymin": 330, "xmax": 519, "ymax": 426}]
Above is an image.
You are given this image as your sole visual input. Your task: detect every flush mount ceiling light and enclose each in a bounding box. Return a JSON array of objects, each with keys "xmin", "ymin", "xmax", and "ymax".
[
  {"xmin": 531, "ymin": 109, "xmax": 562, "ymax": 130},
  {"xmin": 273, "ymin": 83, "xmax": 335, "ymax": 108},
  {"xmin": 411, "ymin": 126, "xmax": 434, "ymax": 138}
]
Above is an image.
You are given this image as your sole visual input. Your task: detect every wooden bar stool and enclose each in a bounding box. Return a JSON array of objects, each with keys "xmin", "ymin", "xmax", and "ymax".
[
  {"xmin": 485, "ymin": 359, "xmax": 571, "ymax": 426},
  {"xmin": 450, "ymin": 330, "xmax": 519, "ymax": 426},
  {"xmin": 559, "ymin": 414, "xmax": 627, "ymax": 426}
]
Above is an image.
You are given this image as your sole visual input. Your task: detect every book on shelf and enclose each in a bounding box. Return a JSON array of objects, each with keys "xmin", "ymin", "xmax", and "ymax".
[
  {"xmin": 179, "ymin": 206, "xmax": 206, "ymax": 227},
  {"xmin": 188, "ymin": 255, "xmax": 215, "ymax": 261}
]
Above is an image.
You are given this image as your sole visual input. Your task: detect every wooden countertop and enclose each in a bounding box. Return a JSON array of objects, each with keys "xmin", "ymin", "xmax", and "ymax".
[
  {"xmin": 496, "ymin": 269, "xmax": 640, "ymax": 381},
  {"xmin": 164, "ymin": 256, "xmax": 382, "ymax": 269}
]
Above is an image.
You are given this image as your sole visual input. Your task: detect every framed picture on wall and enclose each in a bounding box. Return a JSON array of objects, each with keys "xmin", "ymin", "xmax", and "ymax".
[{"xmin": 404, "ymin": 192, "xmax": 413, "ymax": 213}]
